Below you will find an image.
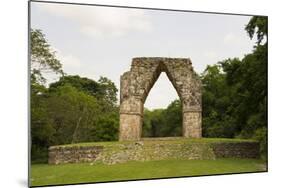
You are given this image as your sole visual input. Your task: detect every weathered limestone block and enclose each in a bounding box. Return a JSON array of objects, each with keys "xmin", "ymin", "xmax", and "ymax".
[
  {"xmin": 119, "ymin": 114, "xmax": 142, "ymax": 141},
  {"xmin": 119, "ymin": 57, "xmax": 202, "ymax": 141},
  {"xmin": 119, "ymin": 97, "xmax": 143, "ymax": 115},
  {"xmin": 183, "ymin": 111, "xmax": 202, "ymax": 138},
  {"xmin": 48, "ymin": 146, "xmax": 103, "ymax": 164}
]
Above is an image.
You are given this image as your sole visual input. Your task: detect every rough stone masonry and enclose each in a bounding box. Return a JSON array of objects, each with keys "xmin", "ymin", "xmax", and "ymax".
[
  {"xmin": 49, "ymin": 140, "xmax": 260, "ymax": 165},
  {"xmin": 119, "ymin": 57, "xmax": 202, "ymax": 141}
]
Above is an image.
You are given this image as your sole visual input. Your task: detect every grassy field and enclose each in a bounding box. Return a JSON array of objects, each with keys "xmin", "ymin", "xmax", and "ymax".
[{"xmin": 31, "ymin": 158, "xmax": 266, "ymax": 187}]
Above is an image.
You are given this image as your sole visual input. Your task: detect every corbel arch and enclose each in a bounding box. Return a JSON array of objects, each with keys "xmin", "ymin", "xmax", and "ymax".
[{"xmin": 119, "ymin": 57, "xmax": 202, "ymax": 141}]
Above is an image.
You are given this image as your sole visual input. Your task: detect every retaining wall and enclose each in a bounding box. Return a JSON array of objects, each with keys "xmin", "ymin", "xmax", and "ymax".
[{"xmin": 48, "ymin": 138, "xmax": 260, "ymax": 165}]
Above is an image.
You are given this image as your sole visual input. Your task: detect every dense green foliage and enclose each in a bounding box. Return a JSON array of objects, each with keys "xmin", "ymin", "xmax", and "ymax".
[
  {"xmin": 31, "ymin": 158, "xmax": 266, "ymax": 186},
  {"xmin": 31, "ymin": 77, "xmax": 119, "ymax": 162},
  {"xmin": 201, "ymin": 64, "xmax": 236, "ymax": 138},
  {"xmin": 142, "ymin": 100, "xmax": 182, "ymax": 137},
  {"xmin": 202, "ymin": 16, "xmax": 267, "ymax": 158}
]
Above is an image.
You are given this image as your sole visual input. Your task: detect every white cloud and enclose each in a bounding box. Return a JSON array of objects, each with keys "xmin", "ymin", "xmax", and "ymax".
[{"xmin": 37, "ymin": 3, "xmax": 152, "ymax": 38}]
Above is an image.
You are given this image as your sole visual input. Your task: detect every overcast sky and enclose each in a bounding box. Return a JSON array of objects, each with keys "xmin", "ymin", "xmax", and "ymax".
[{"xmin": 30, "ymin": 2, "xmax": 255, "ymax": 110}]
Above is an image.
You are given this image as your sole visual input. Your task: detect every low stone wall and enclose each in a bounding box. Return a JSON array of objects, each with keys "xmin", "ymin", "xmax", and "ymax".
[
  {"xmin": 211, "ymin": 142, "xmax": 260, "ymax": 158},
  {"xmin": 48, "ymin": 139, "xmax": 260, "ymax": 165},
  {"xmin": 48, "ymin": 146, "xmax": 103, "ymax": 164}
]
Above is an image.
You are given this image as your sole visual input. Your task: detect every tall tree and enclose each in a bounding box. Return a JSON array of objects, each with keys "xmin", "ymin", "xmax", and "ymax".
[
  {"xmin": 98, "ymin": 76, "xmax": 118, "ymax": 106},
  {"xmin": 245, "ymin": 16, "xmax": 268, "ymax": 45},
  {"xmin": 31, "ymin": 29, "xmax": 63, "ymax": 84},
  {"xmin": 47, "ymin": 84, "xmax": 101, "ymax": 144},
  {"xmin": 30, "ymin": 29, "xmax": 64, "ymax": 162},
  {"xmin": 201, "ymin": 64, "xmax": 237, "ymax": 138}
]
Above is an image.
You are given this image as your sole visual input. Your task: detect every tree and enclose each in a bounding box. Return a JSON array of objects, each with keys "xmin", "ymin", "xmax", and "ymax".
[
  {"xmin": 142, "ymin": 109, "xmax": 152, "ymax": 137},
  {"xmin": 142, "ymin": 100, "xmax": 182, "ymax": 137},
  {"xmin": 98, "ymin": 76, "xmax": 118, "ymax": 106},
  {"xmin": 31, "ymin": 85, "xmax": 55, "ymax": 163},
  {"xmin": 201, "ymin": 64, "xmax": 237, "ymax": 138},
  {"xmin": 30, "ymin": 29, "xmax": 64, "ymax": 162},
  {"xmin": 49, "ymin": 75, "xmax": 100, "ymax": 96},
  {"xmin": 31, "ymin": 29, "xmax": 63, "ymax": 84},
  {"xmin": 142, "ymin": 108, "xmax": 165, "ymax": 137},
  {"xmin": 245, "ymin": 16, "xmax": 268, "ymax": 45},
  {"xmin": 48, "ymin": 84, "xmax": 119, "ymax": 144},
  {"xmin": 47, "ymin": 84, "xmax": 101, "ymax": 144},
  {"xmin": 161, "ymin": 100, "xmax": 182, "ymax": 136},
  {"xmin": 89, "ymin": 113, "xmax": 119, "ymax": 141},
  {"xmin": 49, "ymin": 75, "xmax": 118, "ymax": 107}
]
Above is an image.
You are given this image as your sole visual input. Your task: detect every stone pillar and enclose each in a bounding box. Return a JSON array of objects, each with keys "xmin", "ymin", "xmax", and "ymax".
[
  {"xmin": 182, "ymin": 110, "xmax": 202, "ymax": 138},
  {"xmin": 119, "ymin": 114, "xmax": 142, "ymax": 141},
  {"xmin": 119, "ymin": 97, "xmax": 143, "ymax": 141}
]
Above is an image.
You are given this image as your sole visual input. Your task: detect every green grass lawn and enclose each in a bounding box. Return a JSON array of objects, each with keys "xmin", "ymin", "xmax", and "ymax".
[{"xmin": 31, "ymin": 158, "xmax": 266, "ymax": 187}]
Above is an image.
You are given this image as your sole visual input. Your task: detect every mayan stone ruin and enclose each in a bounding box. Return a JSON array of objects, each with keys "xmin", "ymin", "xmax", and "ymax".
[
  {"xmin": 119, "ymin": 57, "xmax": 202, "ymax": 141},
  {"xmin": 48, "ymin": 140, "xmax": 260, "ymax": 165}
]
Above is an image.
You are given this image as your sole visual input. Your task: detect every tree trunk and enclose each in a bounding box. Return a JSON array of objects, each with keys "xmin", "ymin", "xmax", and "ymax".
[{"xmin": 71, "ymin": 116, "xmax": 82, "ymax": 144}]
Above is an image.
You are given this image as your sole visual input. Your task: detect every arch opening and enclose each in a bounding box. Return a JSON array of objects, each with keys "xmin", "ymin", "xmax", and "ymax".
[{"xmin": 142, "ymin": 72, "xmax": 182, "ymax": 138}]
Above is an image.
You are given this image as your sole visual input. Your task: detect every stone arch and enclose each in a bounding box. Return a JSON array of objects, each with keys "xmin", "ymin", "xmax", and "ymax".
[{"xmin": 119, "ymin": 57, "xmax": 202, "ymax": 141}]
